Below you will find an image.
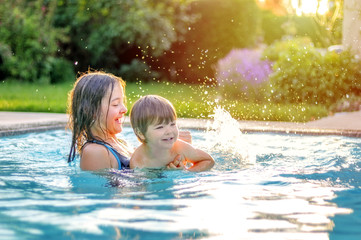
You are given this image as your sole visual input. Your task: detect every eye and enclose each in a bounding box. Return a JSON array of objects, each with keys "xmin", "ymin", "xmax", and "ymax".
[{"xmin": 170, "ymin": 122, "xmax": 176, "ymax": 126}]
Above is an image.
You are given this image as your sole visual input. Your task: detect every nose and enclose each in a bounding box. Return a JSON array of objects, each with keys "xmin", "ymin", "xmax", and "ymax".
[
  {"xmin": 164, "ymin": 124, "xmax": 173, "ymax": 134},
  {"xmin": 120, "ymin": 103, "xmax": 127, "ymax": 114}
]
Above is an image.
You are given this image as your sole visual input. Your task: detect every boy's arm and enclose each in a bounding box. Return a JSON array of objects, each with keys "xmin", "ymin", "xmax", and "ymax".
[
  {"xmin": 178, "ymin": 130, "xmax": 192, "ymax": 144},
  {"xmin": 176, "ymin": 140, "xmax": 215, "ymax": 172},
  {"xmin": 167, "ymin": 155, "xmax": 186, "ymax": 170}
]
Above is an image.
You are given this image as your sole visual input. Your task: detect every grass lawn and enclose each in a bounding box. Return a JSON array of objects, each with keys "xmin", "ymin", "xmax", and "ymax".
[{"xmin": 0, "ymin": 80, "xmax": 328, "ymax": 122}]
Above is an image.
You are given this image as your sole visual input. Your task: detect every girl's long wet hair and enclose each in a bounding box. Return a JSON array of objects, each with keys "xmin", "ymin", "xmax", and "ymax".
[{"xmin": 67, "ymin": 71, "xmax": 126, "ymax": 163}]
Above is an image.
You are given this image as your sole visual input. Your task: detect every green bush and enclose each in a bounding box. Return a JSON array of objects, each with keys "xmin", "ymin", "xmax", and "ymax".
[
  {"xmin": 265, "ymin": 39, "xmax": 361, "ymax": 107},
  {"xmin": 0, "ymin": 1, "xmax": 69, "ymax": 83},
  {"xmin": 262, "ymin": 37, "xmax": 313, "ymax": 62},
  {"xmin": 260, "ymin": 10, "xmax": 287, "ymax": 45},
  {"xmin": 49, "ymin": 57, "xmax": 75, "ymax": 84},
  {"xmin": 118, "ymin": 59, "xmax": 161, "ymax": 83},
  {"xmin": 54, "ymin": 0, "xmax": 189, "ymax": 73}
]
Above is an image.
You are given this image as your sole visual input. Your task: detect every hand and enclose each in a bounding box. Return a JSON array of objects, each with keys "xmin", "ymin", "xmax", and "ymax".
[
  {"xmin": 166, "ymin": 155, "xmax": 185, "ymax": 170},
  {"xmin": 179, "ymin": 130, "xmax": 192, "ymax": 144}
]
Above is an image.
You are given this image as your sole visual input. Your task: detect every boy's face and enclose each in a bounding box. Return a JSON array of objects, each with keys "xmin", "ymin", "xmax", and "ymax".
[{"xmin": 143, "ymin": 120, "xmax": 179, "ymax": 149}]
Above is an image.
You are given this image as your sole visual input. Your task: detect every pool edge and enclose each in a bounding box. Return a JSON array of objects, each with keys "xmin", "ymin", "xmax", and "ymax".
[{"xmin": 1, "ymin": 112, "xmax": 361, "ymax": 138}]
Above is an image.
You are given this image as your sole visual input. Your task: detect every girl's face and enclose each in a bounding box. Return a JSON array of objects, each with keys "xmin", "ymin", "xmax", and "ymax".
[
  {"xmin": 98, "ymin": 82, "xmax": 127, "ymax": 137},
  {"xmin": 144, "ymin": 121, "xmax": 179, "ymax": 149}
]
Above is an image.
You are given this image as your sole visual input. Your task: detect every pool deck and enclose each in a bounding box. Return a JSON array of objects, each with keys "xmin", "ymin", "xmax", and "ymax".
[{"xmin": 1, "ymin": 110, "xmax": 361, "ymax": 137}]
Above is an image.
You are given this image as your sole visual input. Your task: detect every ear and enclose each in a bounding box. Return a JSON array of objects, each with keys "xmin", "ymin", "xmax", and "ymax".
[{"xmin": 135, "ymin": 128, "xmax": 145, "ymax": 141}]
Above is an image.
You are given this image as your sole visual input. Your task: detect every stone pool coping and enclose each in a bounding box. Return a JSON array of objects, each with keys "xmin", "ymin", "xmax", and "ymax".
[{"xmin": 1, "ymin": 111, "xmax": 361, "ymax": 137}]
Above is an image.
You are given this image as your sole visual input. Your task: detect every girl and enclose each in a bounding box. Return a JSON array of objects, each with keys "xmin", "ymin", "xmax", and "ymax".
[
  {"xmin": 129, "ymin": 95, "xmax": 215, "ymax": 172},
  {"xmin": 67, "ymin": 71, "xmax": 187, "ymax": 171}
]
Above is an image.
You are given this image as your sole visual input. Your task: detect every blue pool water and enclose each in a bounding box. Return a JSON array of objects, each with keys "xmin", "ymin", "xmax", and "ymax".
[{"xmin": 1, "ymin": 126, "xmax": 361, "ymax": 240}]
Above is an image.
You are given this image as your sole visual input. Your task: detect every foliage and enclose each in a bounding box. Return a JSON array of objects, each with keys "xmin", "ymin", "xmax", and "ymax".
[
  {"xmin": 54, "ymin": 0, "xmax": 191, "ymax": 74},
  {"xmin": 262, "ymin": 37, "xmax": 313, "ymax": 61},
  {"xmin": 260, "ymin": 10, "xmax": 287, "ymax": 45},
  {"xmin": 265, "ymin": 39, "xmax": 361, "ymax": 107},
  {"xmin": 118, "ymin": 59, "xmax": 161, "ymax": 83},
  {"xmin": 215, "ymin": 48, "xmax": 273, "ymax": 101},
  {"xmin": 0, "ymin": 0, "xmax": 70, "ymax": 83},
  {"xmin": 48, "ymin": 57, "xmax": 75, "ymax": 84},
  {"xmin": 260, "ymin": 1, "xmax": 343, "ymax": 48},
  {"xmin": 156, "ymin": 0, "xmax": 260, "ymax": 84}
]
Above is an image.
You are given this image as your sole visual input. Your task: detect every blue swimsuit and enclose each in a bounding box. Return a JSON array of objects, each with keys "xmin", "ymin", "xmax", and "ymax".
[{"xmin": 87, "ymin": 140, "xmax": 130, "ymax": 170}]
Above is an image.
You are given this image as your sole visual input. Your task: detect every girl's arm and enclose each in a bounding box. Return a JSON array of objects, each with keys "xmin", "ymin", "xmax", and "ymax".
[{"xmin": 176, "ymin": 140, "xmax": 215, "ymax": 172}]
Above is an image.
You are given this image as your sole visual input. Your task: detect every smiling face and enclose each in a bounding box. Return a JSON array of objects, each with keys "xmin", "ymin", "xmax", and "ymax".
[
  {"xmin": 98, "ymin": 82, "xmax": 127, "ymax": 137},
  {"xmin": 130, "ymin": 95, "xmax": 177, "ymax": 144},
  {"xmin": 144, "ymin": 120, "xmax": 179, "ymax": 149}
]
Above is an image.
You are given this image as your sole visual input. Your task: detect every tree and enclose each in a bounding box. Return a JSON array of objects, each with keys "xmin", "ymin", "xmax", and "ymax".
[
  {"xmin": 54, "ymin": 0, "xmax": 191, "ymax": 74},
  {"xmin": 154, "ymin": 0, "xmax": 260, "ymax": 84}
]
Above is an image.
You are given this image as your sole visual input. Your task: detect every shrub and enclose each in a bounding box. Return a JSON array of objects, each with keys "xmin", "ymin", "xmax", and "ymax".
[
  {"xmin": 266, "ymin": 39, "xmax": 361, "ymax": 107},
  {"xmin": 215, "ymin": 48, "xmax": 273, "ymax": 101},
  {"xmin": 262, "ymin": 37, "xmax": 313, "ymax": 62},
  {"xmin": 49, "ymin": 57, "xmax": 75, "ymax": 84},
  {"xmin": 0, "ymin": 1, "xmax": 68, "ymax": 83},
  {"xmin": 118, "ymin": 59, "xmax": 161, "ymax": 83}
]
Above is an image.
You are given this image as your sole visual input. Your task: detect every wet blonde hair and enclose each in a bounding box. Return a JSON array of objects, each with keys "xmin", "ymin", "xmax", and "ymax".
[
  {"xmin": 67, "ymin": 70, "xmax": 126, "ymax": 162},
  {"xmin": 130, "ymin": 95, "xmax": 177, "ymax": 143}
]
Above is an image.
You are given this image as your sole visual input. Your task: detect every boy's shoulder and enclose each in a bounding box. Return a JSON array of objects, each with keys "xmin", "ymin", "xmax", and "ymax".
[
  {"xmin": 129, "ymin": 144, "xmax": 146, "ymax": 168},
  {"xmin": 174, "ymin": 139, "xmax": 192, "ymax": 151}
]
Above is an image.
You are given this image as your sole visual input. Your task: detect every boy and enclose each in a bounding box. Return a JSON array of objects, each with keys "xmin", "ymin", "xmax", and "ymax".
[{"xmin": 129, "ymin": 95, "xmax": 214, "ymax": 172}]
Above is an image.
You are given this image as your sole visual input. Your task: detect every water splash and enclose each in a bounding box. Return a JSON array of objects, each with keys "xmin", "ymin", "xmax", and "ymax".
[{"xmin": 205, "ymin": 106, "xmax": 255, "ymax": 164}]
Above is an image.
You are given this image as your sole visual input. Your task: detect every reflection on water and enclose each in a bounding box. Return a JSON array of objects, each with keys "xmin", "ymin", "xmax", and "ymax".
[{"xmin": 0, "ymin": 115, "xmax": 360, "ymax": 239}]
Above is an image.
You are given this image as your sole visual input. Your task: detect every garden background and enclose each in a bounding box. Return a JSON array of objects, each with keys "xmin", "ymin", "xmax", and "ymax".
[{"xmin": 0, "ymin": 0, "xmax": 360, "ymax": 122}]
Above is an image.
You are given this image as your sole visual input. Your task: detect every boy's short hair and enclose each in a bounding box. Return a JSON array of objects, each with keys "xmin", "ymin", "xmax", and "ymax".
[{"xmin": 130, "ymin": 95, "xmax": 177, "ymax": 143}]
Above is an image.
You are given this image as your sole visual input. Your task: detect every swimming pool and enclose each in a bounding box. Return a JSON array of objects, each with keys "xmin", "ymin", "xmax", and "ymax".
[{"xmin": 1, "ymin": 124, "xmax": 361, "ymax": 240}]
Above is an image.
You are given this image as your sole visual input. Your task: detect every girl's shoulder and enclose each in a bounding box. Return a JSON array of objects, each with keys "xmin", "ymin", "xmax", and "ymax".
[
  {"xmin": 82, "ymin": 141, "xmax": 107, "ymax": 155},
  {"xmin": 80, "ymin": 143, "xmax": 112, "ymax": 170}
]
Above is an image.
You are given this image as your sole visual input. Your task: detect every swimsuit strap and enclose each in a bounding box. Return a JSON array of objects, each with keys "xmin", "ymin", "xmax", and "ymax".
[{"xmin": 87, "ymin": 139, "xmax": 129, "ymax": 170}]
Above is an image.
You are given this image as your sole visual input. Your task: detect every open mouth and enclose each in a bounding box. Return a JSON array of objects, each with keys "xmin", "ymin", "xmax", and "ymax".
[
  {"xmin": 162, "ymin": 137, "xmax": 174, "ymax": 142},
  {"xmin": 115, "ymin": 117, "xmax": 122, "ymax": 124}
]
